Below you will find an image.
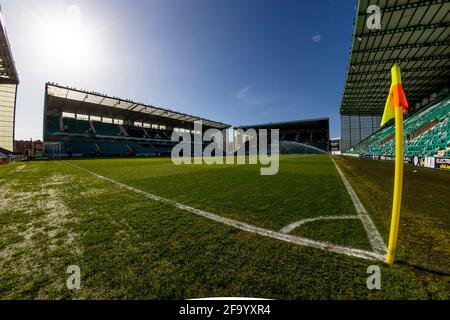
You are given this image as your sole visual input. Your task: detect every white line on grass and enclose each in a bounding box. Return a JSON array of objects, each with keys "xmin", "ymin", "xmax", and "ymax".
[
  {"xmin": 331, "ymin": 158, "xmax": 387, "ymax": 255},
  {"xmin": 68, "ymin": 162, "xmax": 384, "ymax": 262},
  {"xmin": 9, "ymin": 165, "xmax": 27, "ymax": 174},
  {"xmin": 280, "ymin": 215, "xmax": 360, "ymax": 234}
]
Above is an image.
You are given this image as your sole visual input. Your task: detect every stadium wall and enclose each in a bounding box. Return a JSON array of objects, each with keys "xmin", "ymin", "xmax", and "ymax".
[
  {"xmin": 0, "ymin": 84, "xmax": 18, "ymax": 152},
  {"xmin": 340, "ymin": 114, "xmax": 382, "ymax": 153}
]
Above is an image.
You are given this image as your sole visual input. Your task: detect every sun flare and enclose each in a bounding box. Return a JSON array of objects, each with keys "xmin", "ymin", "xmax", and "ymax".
[{"xmin": 33, "ymin": 5, "xmax": 98, "ymax": 72}]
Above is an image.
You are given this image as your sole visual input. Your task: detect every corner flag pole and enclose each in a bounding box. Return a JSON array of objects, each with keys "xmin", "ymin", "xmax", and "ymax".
[
  {"xmin": 382, "ymin": 65, "xmax": 408, "ymax": 265},
  {"xmin": 386, "ymin": 104, "xmax": 404, "ymax": 265}
]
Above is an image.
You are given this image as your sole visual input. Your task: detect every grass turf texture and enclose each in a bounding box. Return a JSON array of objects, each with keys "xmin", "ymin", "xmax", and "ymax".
[{"xmin": 0, "ymin": 155, "xmax": 448, "ymax": 299}]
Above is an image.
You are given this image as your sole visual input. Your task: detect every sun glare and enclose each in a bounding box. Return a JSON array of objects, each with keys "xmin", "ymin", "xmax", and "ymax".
[{"xmin": 33, "ymin": 5, "xmax": 99, "ymax": 73}]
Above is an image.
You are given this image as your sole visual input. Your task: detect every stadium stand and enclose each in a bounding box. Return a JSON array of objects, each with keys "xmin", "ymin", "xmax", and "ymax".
[
  {"xmin": 43, "ymin": 83, "xmax": 230, "ymax": 158},
  {"xmin": 153, "ymin": 145, "xmax": 173, "ymax": 155},
  {"xmin": 348, "ymin": 96, "xmax": 450, "ymax": 158},
  {"xmin": 235, "ymin": 118, "xmax": 330, "ymax": 154},
  {"xmin": 338, "ymin": 0, "xmax": 450, "ymax": 171},
  {"xmin": 0, "ymin": 8, "xmax": 19, "ymax": 153},
  {"xmin": 63, "ymin": 118, "xmax": 93, "ymax": 135},
  {"xmin": 92, "ymin": 121, "xmax": 122, "ymax": 137},
  {"xmin": 96, "ymin": 141, "xmax": 131, "ymax": 156},
  {"xmin": 64, "ymin": 140, "xmax": 99, "ymax": 156},
  {"xmin": 340, "ymin": 0, "xmax": 450, "ymax": 153},
  {"xmin": 124, "ymin": 125, "xmax": 146, "ymax": 139},
  {"xmin": 46, "ymin": 115, "xmax": 62, "ymax": 133},
  {"xmin": 127, "ymin": 143, "xmax": 159, "ymax": 156}
]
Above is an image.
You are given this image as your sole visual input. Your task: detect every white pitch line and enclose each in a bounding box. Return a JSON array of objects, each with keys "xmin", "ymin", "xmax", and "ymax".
[
  {"xmin": 68, "ymin": 162, "xmax": 384, "ymax": 262},
  {"xmin": 280, "ymin": 215, "xmax": 360, "ymax": 234},
  {"xmin": 331, "ymin": 158, "xmax": 387, "ymax": 255},
  {"xmin": 9, "ymin": 165, "xmax": 27, "ymax": 174}
]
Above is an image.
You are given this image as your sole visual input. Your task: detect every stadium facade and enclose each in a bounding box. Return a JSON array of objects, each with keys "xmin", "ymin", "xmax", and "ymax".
[
  {"xmin": 340, "ymin": 0, "xmax": 450, "ymax": 152},
  {"xmin": 0, "ymin": 7, "xmax": 19, "ymax": 153},
  {"xmin": 43, "ymin": 83, "xmax": 230, "ymax": 157},
  {"xmin": 330, "ymin": 138, "xmax": 341, "ymax": 155},
  {"xmin": 235, "ymin": 118, "xmax": 330, "ymax": 154}
]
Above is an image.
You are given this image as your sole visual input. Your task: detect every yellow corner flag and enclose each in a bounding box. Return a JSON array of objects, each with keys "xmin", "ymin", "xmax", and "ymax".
[
  {"xmin": 381, "ymin": 65, "xmax": 409, "ymax": 126},
  {"xmin": 382, "ymin": 64, "xmax": 409, "ymax": 265}
]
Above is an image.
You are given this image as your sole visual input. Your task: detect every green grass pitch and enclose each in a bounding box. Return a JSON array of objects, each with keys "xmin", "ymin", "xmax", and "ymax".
[{"xmin": 0, "ymin": 155, "xmax": 448, "ymax": 299}]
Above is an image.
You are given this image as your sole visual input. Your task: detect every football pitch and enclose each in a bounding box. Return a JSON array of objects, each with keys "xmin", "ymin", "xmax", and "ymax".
[{"xmin": 0, "ymin": 155, "xmax": 449, "ymax": 299}]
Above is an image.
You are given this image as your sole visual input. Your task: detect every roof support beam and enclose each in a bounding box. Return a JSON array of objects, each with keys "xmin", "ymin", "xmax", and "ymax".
[
  {"xmin": 344, "ymin": 87, "xmax": 438, "ymax": 96},
  {"xmin": 347, "ymin": 66, "xmax": 450, "ymax": 76},
  {"xmin": 345, "ymin": 83, "xmax": 442, "ymax": 90},
  {"xmin": 352, "ymin": 41, "xmax": 448, "ymax": 54},
  {"xmin": 357, "ymin": 0, "xmax": 447, "ymax": 16},
  {"xmin": 347, "ymin": 76, "xmax": 448, "ymax": 84},
  {"xmin": 343, "ymin": 92, "xmax": 435, "ymax": 105},
  {"xmin": 355, "ymin": 22, "xmax": 449, "ymax": 38},
  {"xmin": 351, "ymin": 54, "xmax": 450, "ymax": 67}
]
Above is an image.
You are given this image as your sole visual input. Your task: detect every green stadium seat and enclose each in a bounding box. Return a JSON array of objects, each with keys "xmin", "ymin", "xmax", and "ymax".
[
  {"xmin": 63, "ymin": 118, "xmax": 93, "ymax": 135},
  {"xmin": 96, "ymin": 141, "xmax": 131, "ymax": 156},
  {"xmin": 128, "ymin": 143, "xmax": 159, "ymax": 156},
  {"xmin": 93, "ymin": 121, "xmax": 122, "ymax": 136},
  {"xmin": 349, "ymin": 97, "xmax": 450, "ymax": 158},
  {"xmin": 46, "ymin": 115, "xmax": 62, "ymax": 133}
]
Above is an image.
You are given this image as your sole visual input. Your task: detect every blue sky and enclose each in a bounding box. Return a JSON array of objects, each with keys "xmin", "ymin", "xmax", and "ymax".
[{"xmin": 2, "ymin": 0, "xmax": 356, "ymax": 140}]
